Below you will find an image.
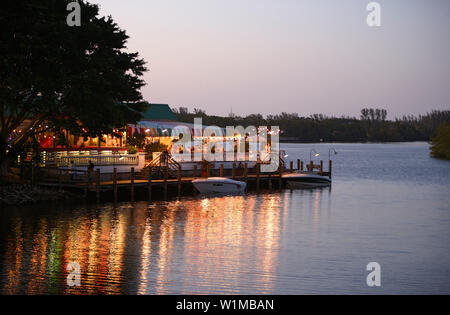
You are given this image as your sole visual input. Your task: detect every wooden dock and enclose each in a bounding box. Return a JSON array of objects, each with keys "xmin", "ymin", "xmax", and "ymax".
[{"xmin": 37, "ymin": 159, "xmax": 333, "ymax": 202}]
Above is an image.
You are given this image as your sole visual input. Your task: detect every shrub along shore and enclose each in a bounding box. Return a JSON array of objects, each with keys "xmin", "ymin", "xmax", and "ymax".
[
  {"xmin": 0, "ymin": 183, "xmax": 77, "ymax": 206},
  {"xmin": 430, "ymin": 123, "xmax": 450, "ymax": 160}
]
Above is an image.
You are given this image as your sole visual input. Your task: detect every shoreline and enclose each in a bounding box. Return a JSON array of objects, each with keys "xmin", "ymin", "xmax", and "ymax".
[{"xmin": 0, "ymin": 184, "xmax": 78, "ymax": 207}]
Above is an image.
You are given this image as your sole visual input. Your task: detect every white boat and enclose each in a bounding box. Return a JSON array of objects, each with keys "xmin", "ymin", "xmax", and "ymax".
[
  {"xmin": 192, "ymin": 177, "xmax": 246, "ymax": 194},
  {"xmin": 282, "ymin": 172, "xmax": 332, "ymax": 188}
]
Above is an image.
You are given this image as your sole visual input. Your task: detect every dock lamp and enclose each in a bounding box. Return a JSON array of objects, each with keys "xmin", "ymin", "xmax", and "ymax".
[
  {"xmin": 328, "ymin": 148, "xmax": 338, "ymax": 161},
  {"xmin": 310, "ymin": 149, "xmax": 319, "ymax": 161}
]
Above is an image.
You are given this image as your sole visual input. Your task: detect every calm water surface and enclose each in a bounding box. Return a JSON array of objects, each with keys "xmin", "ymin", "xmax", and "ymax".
[{"xmin": 1, "ymin": 142, "xmax": 450, "ymax": 294}]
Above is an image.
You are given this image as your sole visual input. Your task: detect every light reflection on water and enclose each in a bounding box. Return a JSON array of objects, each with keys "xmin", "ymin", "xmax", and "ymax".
[
  {"xmin": 0, "ymin": 194, "xmax": 289, "ymax": 295},
  {"xmin": 1, "ymin": 142, "xmax": 450, "ymax": 294}
]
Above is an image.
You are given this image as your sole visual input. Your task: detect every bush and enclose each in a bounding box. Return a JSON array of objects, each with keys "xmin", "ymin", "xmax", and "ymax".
[
  {"xmin": 127, "ymin": 145, "xmax": 139, "ymax": 155},
  {"xmin": 145, "ymin": 142, "xmax": 168, "ymax": 156},
  {"xmin": 430, "ymin": 123, "xmax": 450, "ymax": 159},
  {"xmin": 127, "ymin": 133, "xmax": 146, "ymax": 149}
]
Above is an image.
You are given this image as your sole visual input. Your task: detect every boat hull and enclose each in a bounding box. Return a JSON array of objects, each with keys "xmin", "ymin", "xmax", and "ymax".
[
  {"xmin": 283, "ymin": 173, "xmax": 332, "ymax": 189},
  {"xmin": 192, "ymin": 178, "xmax": 246, "ymax": 194}
]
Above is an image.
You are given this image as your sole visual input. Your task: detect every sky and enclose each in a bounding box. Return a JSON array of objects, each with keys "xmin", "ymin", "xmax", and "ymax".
[{"xmin": 93, "ymin": 0, "xmax": 450, "ymax": 119}]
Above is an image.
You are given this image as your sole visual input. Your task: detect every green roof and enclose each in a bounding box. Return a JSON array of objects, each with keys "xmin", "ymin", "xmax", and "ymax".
[{"xmin": 141, "ymin": 103, "xmax": 177, "ymax": 121}]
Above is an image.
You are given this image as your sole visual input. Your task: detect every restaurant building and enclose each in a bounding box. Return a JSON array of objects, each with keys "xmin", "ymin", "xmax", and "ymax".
[
  {"xmin": 26, "ymin": 104, "xmax": 182, "ymax": 172},
  {"xmin": 13, "ymin": 103, "xmax": 273, "ymax": 174}
]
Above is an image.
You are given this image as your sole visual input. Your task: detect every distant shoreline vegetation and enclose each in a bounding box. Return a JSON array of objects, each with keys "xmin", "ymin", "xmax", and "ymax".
[
  {"xmin": 174, "ymin": 108, "xmax": 450, "ymax": 144},
  {"xmin": 430, "ymin": 123, "xmax": 450, "ymax": 160}
]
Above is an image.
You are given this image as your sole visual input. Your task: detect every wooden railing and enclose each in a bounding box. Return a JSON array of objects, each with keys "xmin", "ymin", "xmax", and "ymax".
[
  {"xmin": 137, "ymin": 152, "xmax": 181, "ymax": 179},
  {"xmin": 41, "ymin": 154, "xmax": 139, "ymax": 167}
]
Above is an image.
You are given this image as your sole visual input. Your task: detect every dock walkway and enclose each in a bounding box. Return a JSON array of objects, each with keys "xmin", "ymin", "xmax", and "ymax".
[{"xmin": 37, "ymin": 159, "xmax": 333, "ymax": 202}]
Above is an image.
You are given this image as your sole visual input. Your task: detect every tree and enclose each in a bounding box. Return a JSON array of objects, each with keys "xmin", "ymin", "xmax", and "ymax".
[
  {"xmin": 361, "ymin": 108, "xmax": 369, "ymax": 120},
  {"xmin": 0, "ymin": 0, "xmax": 148, "ymax": 177},
  {"xmin": 178, "ymin": 107, "xmax": 189, "ymax": 115},
  {"xmin": 127, "ymin": 133, "xmax": 146, "ymax": 149},
  {"xmin": 430, "ymin": 123, "xmax": 450, "ymax": 160},
  {"xmin": 381, "ymin": 109, "xmax": 387, "ymax": 121},
  {"xmin": 193, "ymin": 108, "xmax": 206, "ymax": 116},
  {"xmin": 369, "ymin": 109, "xmax": 375, "ymax": 121}
]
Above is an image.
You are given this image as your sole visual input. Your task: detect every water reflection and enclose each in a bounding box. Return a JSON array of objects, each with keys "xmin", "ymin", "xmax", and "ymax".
[
  {"xmin": 3, "ymin": 143, "xmax": 447, "ymax": 294},
  {"xmin": 0, "ymin": 193, "xmax": 288, "ymax": 295},
  {"xmin": 28, "ymin": 219, "xmax": 48, "ymax": 295},
  {"xmin": 137, "ymin": 214, "xmax": 152, "ymax": 295},
  {"xmin": 3, "ymin": 218, "xmax": 23, "ymax": 295}
]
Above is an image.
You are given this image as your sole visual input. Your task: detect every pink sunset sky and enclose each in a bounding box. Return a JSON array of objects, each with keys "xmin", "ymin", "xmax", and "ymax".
[{"xmin": 93, "ymin": 0, "xmax": 450, "ymax": 119}]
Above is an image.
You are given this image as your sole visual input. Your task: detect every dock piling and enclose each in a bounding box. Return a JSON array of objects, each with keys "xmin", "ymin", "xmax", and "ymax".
[
  {"xmin": 177, "ymin": 165, "xmax": 182, "ymax": 197},
  {"xmin": 84, "ymin": 172, "xmax": 88, "ymax": 199},
  {"xmin": 95, "ymin": 169, "xmax": 100, "ymax": 203},
  {"xmin": 164, "ymin": 166, "xmax": 168, "ymax": 200},
  {"xmin": 58, "ymin": 169, "xmax": 62, "ymax": 191},
  {"xmin": 147, "ymin": 169, "xmax": 152, "ymax": 201},
  {"xmin": 244, "ymin": 163, "xmax": 248, "ymax": 185},
  {"xmin": 278, "ymin": 166, "xmax": 283, "ymax": 189},
  {"xmin": 256, "ymin": 163, "xmax": 260, "ymax": 192},
  {"xmin": 329, "ymin": 160, "xmax": 333, "ymax": 179},
  {"xmin": 130, "ymin": 167, "xmax": 135, "ymax": 201},
  {"xmin": 113, "ymin": 168, "xmax": 117, "ymax": 202}
]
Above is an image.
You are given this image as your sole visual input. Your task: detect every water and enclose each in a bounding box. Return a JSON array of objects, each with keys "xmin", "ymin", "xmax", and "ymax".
[{"xmin": 1, "ymin": 142, "xmax": 450, "ymax": 294}]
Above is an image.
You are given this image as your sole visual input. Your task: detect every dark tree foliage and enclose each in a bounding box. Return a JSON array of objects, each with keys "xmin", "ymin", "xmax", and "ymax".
[
  {"xmin": 430, "ymin": 123, "xmax": 450, "ymax": 160},
  {"xmin": 127, "ymin": 133, "xmax": 146, "ymax": 149},
  {"xmin": 174, "ymin": 107, "xmax": 450, "ymax": 143},
  {"xmin": 0, "ymin": 0, "xmax": 148, "ymax": 176}
]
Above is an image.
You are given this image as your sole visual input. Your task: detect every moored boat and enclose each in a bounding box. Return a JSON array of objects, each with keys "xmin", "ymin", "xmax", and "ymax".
[
  {"xmin": 282, "ymin": 172, "xmax": 332, "ymax": 188},
  {"xmin": 192, "ymin": 177, "xmax": 246, "ymax": 194}
]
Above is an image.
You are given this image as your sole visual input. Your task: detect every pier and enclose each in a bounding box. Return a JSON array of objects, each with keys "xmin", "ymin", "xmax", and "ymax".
[{"xmin": 36, "ymin": 158, "xmax": 333, "ymax": 202}]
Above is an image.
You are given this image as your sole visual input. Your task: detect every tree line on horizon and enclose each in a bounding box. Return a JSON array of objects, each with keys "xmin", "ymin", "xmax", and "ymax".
[{"xmin": 172, "ymin": 107, "xmax": 450, "ymax": 143}]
